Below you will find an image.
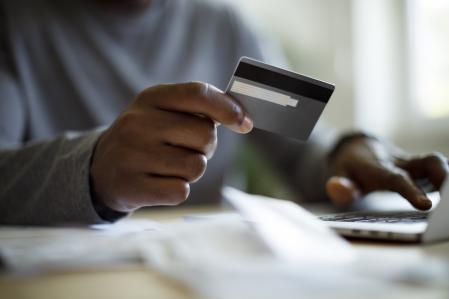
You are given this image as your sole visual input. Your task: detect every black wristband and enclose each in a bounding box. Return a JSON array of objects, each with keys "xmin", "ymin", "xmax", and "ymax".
[
  {"xmin": 91, "ymin": 195, "xmax": 128, "ymax": 222},
  {"xmin": 89, "ymin": 173, "xmax": 128, "ymax": 222}
]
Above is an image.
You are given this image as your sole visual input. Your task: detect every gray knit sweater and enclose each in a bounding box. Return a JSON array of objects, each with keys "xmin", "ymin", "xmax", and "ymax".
[{"xmin": 0, "ymin": 0, "xmax": 332, "ymax": 225}]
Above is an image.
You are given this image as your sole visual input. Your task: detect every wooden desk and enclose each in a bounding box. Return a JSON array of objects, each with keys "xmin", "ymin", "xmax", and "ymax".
[{"xmin": 1, "ymin": 205, "xmax": 448, "ymax": 299}]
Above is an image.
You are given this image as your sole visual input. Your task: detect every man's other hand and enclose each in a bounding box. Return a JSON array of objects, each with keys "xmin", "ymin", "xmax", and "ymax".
[
  {"xmin": 326, "ymin": 135, "xmax": 449, "ymax": 210},
  {"xmin": 90, "ymin": 82, "xmax": 253, "ymax": 212}
]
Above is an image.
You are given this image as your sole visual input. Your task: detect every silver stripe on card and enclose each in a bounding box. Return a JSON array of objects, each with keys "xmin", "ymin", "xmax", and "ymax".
[{"xmin": 230, "ymin": 80, "xmax": 298, "ymax": 107}]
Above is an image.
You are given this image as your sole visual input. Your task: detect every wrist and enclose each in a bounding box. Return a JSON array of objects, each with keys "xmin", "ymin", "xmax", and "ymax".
[
  {"xmin": 89, "ymin": 132, "xmax": 128, "ymax": 222},
  {"xmin": 328, "ymin": 132, "xmax": 378, "ymax": 163}
]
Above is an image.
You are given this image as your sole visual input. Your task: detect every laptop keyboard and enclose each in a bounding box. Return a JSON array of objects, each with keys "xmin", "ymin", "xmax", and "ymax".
[{"xmin": 319, "ymin": 211, "xmax": 429, "ymax": 224}]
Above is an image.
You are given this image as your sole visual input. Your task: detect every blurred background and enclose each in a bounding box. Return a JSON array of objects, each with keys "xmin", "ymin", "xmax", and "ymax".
[
  {"xmin": 216, "ymin": 0, "xmax": 449, "ymax": 197},
  {"xmin": 217, "ymin": 0, "xmax": 449, "ymax": 154}
]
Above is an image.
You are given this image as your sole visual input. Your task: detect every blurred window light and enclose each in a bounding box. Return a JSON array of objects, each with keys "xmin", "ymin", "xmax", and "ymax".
[{"xmin": 408, "ymin": 0, "xmax": 449, "ymax": 119}]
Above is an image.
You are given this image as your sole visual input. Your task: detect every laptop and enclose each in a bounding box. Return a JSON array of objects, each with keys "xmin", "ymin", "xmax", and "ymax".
[{"xmin": 319, "ymin": 179, "xmax": 449, "ymax": 243}]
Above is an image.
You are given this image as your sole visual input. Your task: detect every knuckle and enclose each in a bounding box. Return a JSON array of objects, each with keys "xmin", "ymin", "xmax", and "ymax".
[
  {"xmin": 385, "ymin": 171, "xmax": 408, "ymax": 188},
  {"xmin": 204, "ymin": 129, "xmax": 218, "ymax": 159},
  {"xmin": 149, "ymin": 179, "xmax": 189, "ymax": 206},
  {"xmin": 178, "ymin": 182, "xmax": 190, "ymax": 201},
  {"xmin": 187, "ymin": 81, "xmax": 209, "ymax": 97},
  {"xmin": 134, "ymin": 88, "xmax": 152, "ymax": 105},
  {"xmin": 169, "ymin": 181, "xmax": 190, "ymax": 205},
  {"xmin": 425, "ymin": 152, "xmax": 445, "ymax": 165},
  {"xmin": 135, "ymin": 84, "xmax": 171, "ymax": 108},
  {"xmin": 223, "ymin": 101, "xmax": 243, "ymax": 124},
  {"xmin": 205, "ymin": 131, "xmax": 218, "ymax": 158},
  {"xmin": 115, "ymin": 112, "xmax": 139, "ymax": 137},
  {"xmin": 138, "ymin": 84, "xmax": 161, "ymax": 99},
  {"xmin": 198, "ymin": 121, "xmax": 217, "ymax": 148},
  {"xmin": 186, "ymin": 154, "xmax": 207, "ymax": 182},
  {"xmin": 135, "ymin": 89, "xmax": 148, "ymax": 102}
]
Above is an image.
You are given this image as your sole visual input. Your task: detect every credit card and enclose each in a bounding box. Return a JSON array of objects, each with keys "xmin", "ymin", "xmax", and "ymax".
[{"xmin": 226, "ymin": 57, "xmax": 335, "ymax": 141}]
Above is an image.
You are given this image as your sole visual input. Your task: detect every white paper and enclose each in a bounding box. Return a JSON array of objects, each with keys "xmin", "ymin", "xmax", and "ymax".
[
  {"xmin": 1, "ymin": 189, "xmax": 448, "ymax": 299},
  {"xmin": 0, "ymin": 219, "xmax": 163, "ymax": 273},
  {"xmin": 222, "ymin": 186, "xmax": 355, "ymax": 265}
]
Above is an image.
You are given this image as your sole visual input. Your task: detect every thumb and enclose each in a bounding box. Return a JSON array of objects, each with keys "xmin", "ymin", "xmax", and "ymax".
[{"xmin": 326, "ymin": 176, "xmax": 362, "ymax": 207}]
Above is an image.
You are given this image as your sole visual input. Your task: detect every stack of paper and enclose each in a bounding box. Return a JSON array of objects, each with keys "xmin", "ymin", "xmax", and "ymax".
[{"xmin": 1, "ymin": 187, "xmax": 448, "ymax": 299}]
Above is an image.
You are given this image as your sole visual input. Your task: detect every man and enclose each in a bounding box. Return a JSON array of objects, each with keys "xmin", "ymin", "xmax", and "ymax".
[{"xmin": 0, "ymin": 0, "xmax": 447, "ymax": 225}]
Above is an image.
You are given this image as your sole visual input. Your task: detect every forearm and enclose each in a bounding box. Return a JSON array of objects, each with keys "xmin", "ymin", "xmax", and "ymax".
[{"xmin": 0, "ymin": 129, "xmax": 126, "ymax": 225}]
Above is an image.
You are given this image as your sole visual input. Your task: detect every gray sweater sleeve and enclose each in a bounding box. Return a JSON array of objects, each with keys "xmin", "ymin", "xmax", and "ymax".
[{"xmin": 0, "ymin": 130, "xmax": 112, "ymax": 225}]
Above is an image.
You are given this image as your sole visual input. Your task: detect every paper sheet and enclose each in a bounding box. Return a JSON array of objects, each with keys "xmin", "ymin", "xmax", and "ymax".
[
  {"xmin": 0, "ymin": 219, "xmax": 163, "ymax": 273},
  {"xmin": 1, "ymin": 188, "xmax": 448, "ymax": 299}
]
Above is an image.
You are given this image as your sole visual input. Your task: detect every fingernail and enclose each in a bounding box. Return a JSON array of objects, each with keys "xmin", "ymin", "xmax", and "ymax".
[
  {"xmin": 338, "ymin": 177, "xmax": 355, "ymax": 188},
  {"xmin": 240, "ymin": 116, "xmax": 253, "ymax": 133},
  {"xmin": 418, "ymin": 195, "xmax": 432, "ymax": 210},
  {"xmin": 327, "ymin": 176, "xmax": 361, "ymax": 206}
]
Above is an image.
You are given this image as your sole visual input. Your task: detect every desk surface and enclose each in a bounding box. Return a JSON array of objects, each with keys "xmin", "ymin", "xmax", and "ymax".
[{"xmin": 1, "ymin": 205, "xmax": 449, "ymax": 299}]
